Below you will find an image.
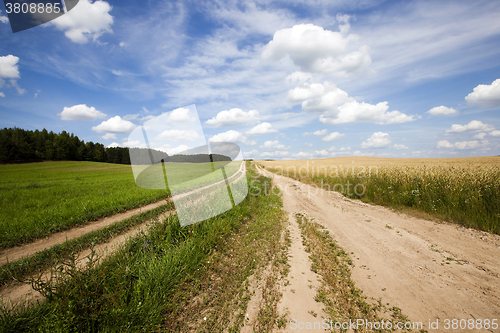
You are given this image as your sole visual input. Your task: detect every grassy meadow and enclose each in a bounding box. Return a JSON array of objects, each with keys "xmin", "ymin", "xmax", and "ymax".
[
  {"xmin": 0, "ymin": 161, "xmax": 171, "ymax": 249},
  {"xmin": 1, "ymin": 164, "xmax": 287, "ymax": 332},
  {"xmin": 258, "ymin": 156, "xmax": 500, "ymax": 234}
]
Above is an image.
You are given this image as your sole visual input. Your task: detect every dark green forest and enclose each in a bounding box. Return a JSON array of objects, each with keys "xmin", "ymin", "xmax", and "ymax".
[{"xmin": 0, "ymin": 127, "xmax": 231, "ymax": 164}]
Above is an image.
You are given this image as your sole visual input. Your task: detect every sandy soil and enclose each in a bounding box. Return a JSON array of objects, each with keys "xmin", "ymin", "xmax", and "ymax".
[{"xmin": 256, "ymin": 164, "xmax": 500, "ymax": 331}]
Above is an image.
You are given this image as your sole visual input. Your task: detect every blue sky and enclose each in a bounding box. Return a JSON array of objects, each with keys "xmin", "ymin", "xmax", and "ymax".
[{"xmin": 1, "ymin": 0, "xmax": 500, "ymax": 159}]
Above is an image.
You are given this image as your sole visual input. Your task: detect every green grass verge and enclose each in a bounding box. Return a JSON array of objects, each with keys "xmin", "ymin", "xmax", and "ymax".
[
  {"xmin": 0, "ymin": 202, "xmax": 175, "ymax": 287},
  {"xmin": 0, "ymin": 164, "xmax": 287, "ymax": 332},
  {"xmin": 0, "ymin": 161, "xmax": 171, "ymax": 249}
]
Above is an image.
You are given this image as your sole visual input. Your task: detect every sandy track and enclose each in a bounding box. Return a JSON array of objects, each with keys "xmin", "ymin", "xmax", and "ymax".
[
  {"xmin": 257, "ymin": 165, "xmax": 500, "ymax": 328},
  {"xmin": 0, "ymin": 161, "xmax": 246, "ymax": 267},
  {"xmin": 1, "ymin": 162, "xmax": 246, "ymax": 308},
  {"xmin": 0, "ymin": 199, "xmax": 172, "ymax": 267}
]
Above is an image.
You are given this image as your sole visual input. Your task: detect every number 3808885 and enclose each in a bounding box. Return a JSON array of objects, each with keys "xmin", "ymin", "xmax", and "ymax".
[{"xmin": 5, "ymin": 2, "xmax": 61, "ymax": 14}]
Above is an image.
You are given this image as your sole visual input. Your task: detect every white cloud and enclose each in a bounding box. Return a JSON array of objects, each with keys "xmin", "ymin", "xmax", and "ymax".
[
  {"xmin": 168, "ymin": 107, "xmax": 195, "ymax": 123},
  {"xmin": 353, "ymin": 150, "xmax": 374, "ymax": 156},
  {"xmin": 490, "ymin": 130, "xmax": 500, "ymax": 137},
  {"xmin": 262, "ymin": 23, "xmax": 371, "ymax": 76},
  {"xmin": 315, "ymin": 149, "xmax": 329, "ymax": 156},
  {"xmin": 288, "ymin": 81, "xmax": 417, "ymax": 124},
  {"xmin": 58, "ymin": 104, "xmax": 107, "ymax": 121},
  {"xmin": 291, "ymin": 151, "xmax": 313, "ymax": 159},
  {"xmin": 427, "ymin": 106, "xmax": 458, "ymax": 116},
  {"xmin": 361, "ymin": 132, "xmax": 391, "ymax": 148},
  {"xmin": 445, "ymin": 120, "xmax": 495, "ymax": 134},
  {"xmin": 437, "ymin": 139, "xmax": 489, "ymax": 150},
  {"xmin": 322, "ymin": 132, "xmax": 346, "ymax": 142},
  {"xmin": 92, "ymin": 116, "xmax": 137, "ymax": 133},
  {"xmin": 260, "ymin": 140, "xmax": 288, "ymax": 150},
  {"xmin": 473, "ymin": 132, "xmax": 487, "ymax": 140},
  {"xmin": 107, "ymin": 142, "xmax": 120, "ymax": 148},
  {"xmin": 393, "ymin": 144, "xmax": 409, "ymax": 150},
  {"xmin": 9, "ymin": 79, "xmax": 26, "ymax": 95},
  {"xmin": 465, "ymin": 79, "xmax": 500, "ymax": 108},
  {"xmin": 123, "ymin": 114, "xmax": 139, "ymax": 120},
  {"xmin": 322, "ymin": 100, "xmax": 418, "ymax": 125},
  {"xmin": 111, "ymin": 70, "xmax": 123, "ymax": 76},
  {"xmin": 261, "ymin": 151, "xmax": 289, "ymax": 158},
  {"xmin": 0, "ymin": 10, "xmax": 8, "ymax": 24},
  {"xmin": 101, "ymin": 133, "xmax": 116, "ymax": 140},
  {"xmin": 313, "ymin": 129, "xmax": 328, "ymax": 136},
  {"xmin": 288, "ymin": 82, "xmax": 350, "ymax": 112},
  {"xmin": 205, "ymin": 108, "xmax": 259, "ymax": 127},
  {"xmin": 285, "ymin": 71, "xmax": 312, "ymax": 84},
  {"xmin": 0, "ymin": 92, "xmax": 4, "ymax": 98},
  {"xmin": 50, "ymin": 0, "xmax": 114, "ymax": 44},
  {"xmin": 209, "ymin": 130, "xmax": 256, "ymax": 145},
  {"xmin": 0, "ymin": 55, "xmax": 20, "ymax": 79},
  {"xmin": 157, "ymin": 129, "xmax": 200, "ymax": 142},
  {"xmin": 167, "ymin": 144, "xmax": 190, "ymax": 155},
  {"xmin": 246, "ymin": 122, "xmax": 278, "ymax": 136}
]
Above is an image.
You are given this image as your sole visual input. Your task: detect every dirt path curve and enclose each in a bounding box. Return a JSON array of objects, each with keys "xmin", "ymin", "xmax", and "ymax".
[
  {"xmin": 257, "ymin": 164, "xmax": 500, "ymax": 329},
  {"xmin": 0, "ymin": 161, "xmax": 246, "ymax": 267},
  {"xmin": 1, "ymin": 162, "xmax": 246, "ymax": 308}
]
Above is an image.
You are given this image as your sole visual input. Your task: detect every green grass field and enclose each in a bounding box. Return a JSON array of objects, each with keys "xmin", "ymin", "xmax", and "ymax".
[
  {"xmin": 0, "ymin": 160, "xmax": 243, "ymax": 249},
  {"xmin": 0, "ymin": 161, "xmax": 171, "ymax": 249},
  {"xmin": 0, "ymin": 163, "xmax": 284, "ymax": 332}
]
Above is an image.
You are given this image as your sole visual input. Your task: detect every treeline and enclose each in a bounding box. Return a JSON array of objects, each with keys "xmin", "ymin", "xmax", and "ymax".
[
  {"xmin": 0, "ymin": 127, "xmax": 152, "ymax": 165},
  {"xmin": 0, "ymin": 127, "xmax": 232, "ymax": 165}
]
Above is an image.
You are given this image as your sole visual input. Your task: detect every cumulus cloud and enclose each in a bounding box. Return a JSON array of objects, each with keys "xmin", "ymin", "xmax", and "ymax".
[
  {"xmin": 427, "ymin": 106, "xmax": 458, "ymax": 116},
  {"xmin": 0, "ymin": 10, "xmax": 8, "ymax": 24},
  {"xmin": 168, "ymin": 107, "xmax": 195, "ymax": 123},
  {"xmin": 167, "ymin": 144, "xmax": 190, "ymax": 155},
  {"xmin": 315, "ymin": 149, "xmax": 329, "ymax": 156},
  {"xmin": 291, "ymin": 151, "xmax": 313, "ymax": 159},
  {"xmin": 101, "ymin": 133, "xmax": 116, "ymax": 140},
  {"xmin": 288, "ymin": 82, "xmax": 349, "ymax": 112},
  {"xmin": 473, "ymin": 132, "xmax": 487, "ymax": 140},
  {"xmin": 209, "ymin": 130, "xmax": 256, "ymax": 145},
  {"xmin": 288, "ymin": 81, "xmax": 417, "ymax": 125},
  {"xmin": 490, "ymin": 130, "xmax": 500, "ymax": 137},
  {"xmin": 261, "ymin": 151, "xmax": 289, "ymax": 158},
  {"xmin": 205, "ymin": 108, "xmax": 259, "ymax": 127},
  {"xmin": 361, "ymin": 132, "xmax": 391, "ymax": 148},
  {"xmin": 92, "ymin": 116, "xmax": 137, "ymax": 133},
  {"xmin": 260, "ymin": 140, "xmax": 288, "ymax": 150},
  {"xmin": 437, "ymin": 140, "xmax": 489, "ymax": 150},
  {"xmin": 262, "ymin": 23, "xmax": 371, "ymax": 76},
  {"xmin": 246, "ymin": 122, "xmax": 278, "ymax": 136},
  {"xmin": 0, "ymin": 55, "xmax": 20, "ymax": 79},
  {"xmin": 322, "ymin": 132, "xmax": 345, "ymax": 141},
  {"xmin": 157, "ymin": 129, "xmax": 200, "ymax": 142},
  {"xmin": 58, "ymin": 104, "xmax": 107, "ymax": 121},
  {"xmin": 285, "ymin": 71, "xmax": 312, "ymax": 84},
  {"xmin": 465, "ymin": 79, "xmax": 500, "ymax": 108},
  {"xmin": 0, "ymin": 92, "xmax": 4, "ymax": 97},
  {"xmin": 107, "ymin": 142, "xmax": 120, "ymax": 148},
  {"xmin": 50, "ymin": 0, "xmax": 114, "ymax": 44},
  {"xmin": 445, "ymin": 120, "xmax": 494, "ymax": 134},
  {"xmin": 393, "ymin": 144, "xmax": 409, "ymax": 150},
  {"xmin": 313, "ymin": 129, "xmax": 328, "ymax": 136},
  {"xmin": 321, "ymin": 100, "xmax": 417, "ymax": 125}
]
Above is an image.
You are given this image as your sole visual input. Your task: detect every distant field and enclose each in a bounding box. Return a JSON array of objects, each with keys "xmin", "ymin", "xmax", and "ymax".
[
  {"xmin": 258, "ymin": 156, "xmax": 500, "ymax": 234},
  {"xmin": 0, "ymin": 161, "xmax": 171, "ymax": 249}
]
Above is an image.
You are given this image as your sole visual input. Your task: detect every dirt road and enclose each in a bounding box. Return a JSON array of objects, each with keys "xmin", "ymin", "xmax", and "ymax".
[{"xmin": 256, "ymin": 165, "xmax": 500, "ymax": 330}]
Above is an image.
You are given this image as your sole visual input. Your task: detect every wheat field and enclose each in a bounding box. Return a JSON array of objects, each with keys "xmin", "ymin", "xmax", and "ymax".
[{"xmin": 257, "ymin": 156, "xmax": 500, "ymax": 234}]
